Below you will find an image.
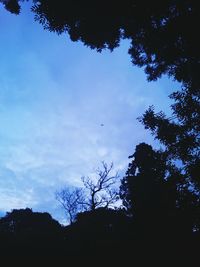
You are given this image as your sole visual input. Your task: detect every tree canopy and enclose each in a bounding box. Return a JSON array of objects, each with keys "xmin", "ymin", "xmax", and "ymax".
[
  {"xmin": 140, "ymin": 85, "xmax": 200, "ymax": 191},
  {"xmin": 120, "ymin": 142, "xmax": 200, "ymax": 238},
  {"xmin": 1, "ymin": 0, "xmax": 199, "ymax": 90}
]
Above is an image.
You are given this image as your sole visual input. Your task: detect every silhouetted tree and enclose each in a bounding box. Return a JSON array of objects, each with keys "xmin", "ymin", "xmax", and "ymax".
[
  {"xmin": 2, "ymin": 0, "xmax": 199, "ymax": 90},
  {"xmin": 62, "ymin": 207, "xmax": 131, "ymax": 265},
  {"xmin": 120, "ymin": 143, "xmax": 169, "ymax": 223},
  {"xmin": 0, "ymin": 207, "xmax": 65, "ymax": 261},
  {"xmin": 81, "ymin": 162, "xmax": 119, "ymax": 211},
  {"xmin": 0, "ymin": 208, "xmax": 72, "ymax": 265},
  {"xmin": 0, "ymin": 0, "xmax": 21, "ymax": 14},
  {"xmin": 0, "ymin": 208, "xmax": 62, "ymax": 240},
  {"xmin": 120, "ymin": 142, "xmax": 200, "ymax": 237},
  {"xmin": 56, "ymin": 162, "xmax": 119, "ymax": 223},
  {"xmin": 140, "ymin": 86, "xmax": 200, "ymax": 192},
  {"xmin": 55, "ymin": 187, "xmax": 85, "ymax": 224},
  {"xmin": 1, "ymin": 1, "xmax": 199, "ymax": 262}
]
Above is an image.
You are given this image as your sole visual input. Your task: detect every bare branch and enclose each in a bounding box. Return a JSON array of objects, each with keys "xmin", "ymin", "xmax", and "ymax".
[
  {"xmin": 55, "ymin": 187, "xmax": 85, "ymax": 224},
  {"xmin": 56, "ymin": 162, "xmax": 120, "ymax": 223},
  {"xmin": 81, "ymin": 162, "xmax": 119, "ymax": 211}
]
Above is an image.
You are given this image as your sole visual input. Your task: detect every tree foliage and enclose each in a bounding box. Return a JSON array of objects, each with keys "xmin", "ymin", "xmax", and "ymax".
[
  {"xmin": 120, "ymin": 142, "xmax": 200, "ymax": 235},
  {"xmin": 120, "ymin": 143, "xmax": 169, "ymax": 218},
  {"xmin": 0, "ymin": 208, "xmax": 62, "ymax": 235},
  {"xmin": 1, "ymin": 0, "xmax": 199, "ymax": 89},
  {"xmin": 0, "ymin": 0, "xmax": 21, "ymax": 14},
  {"xmin": 0, "ymin": 208, "xmax": 63, "ymax": 252},
  {"xmin": 140, "ymin": 86, "xmax": 200, "ymax": 191},
  {"xmin": 56, "ymin": 162, "xmax": 119, "ymax": 223}
]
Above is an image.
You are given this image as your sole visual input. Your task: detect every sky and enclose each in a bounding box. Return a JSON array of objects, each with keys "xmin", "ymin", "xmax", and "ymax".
[{"xmin": 0, "ymin": 3, "xmax": 180, "ymax": 224}]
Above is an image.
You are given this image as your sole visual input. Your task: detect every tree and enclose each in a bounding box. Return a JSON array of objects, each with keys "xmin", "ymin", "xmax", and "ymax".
[
  {"xmin": 2, "ymin": 0, "xmax": 199, "ymax": 89},
  {"xmin": 140, "ymin": 86, "xmax": 200, "ymax": 192},
  {"xmin": 0, "ymin": 0, "xmax": 22, "ymax": 14},
  {"xmin": 81, "ymin": 162, "xmax": 119, "ymax": 211},
  {"xmin": 56, "ymin": 162, "xmax": 119, "ymax": 223},
  {"xmin": 120, "ymin": 142, "xmax": 200, "ymax": 236},
  {"xmin": 120, "ymin": 143, "xmax": 169, "ymax": 220},
  {"xmin": 0, "ymin": 208, "xmax": 62, "ymax": 235},
  {"xmin": 0, "ymin": 208, "xmax": 69, "ymax": 265},
  {"xmin": 55, "ymin": 187, "xmax": 85, "ymax": 224},
  {"xmin": 0, "ymin": 208, "xmax": 63, "ymax": 250},
  {"xmin": 138, "ymin": 84, "xmax": 200, "ymax": 234}
]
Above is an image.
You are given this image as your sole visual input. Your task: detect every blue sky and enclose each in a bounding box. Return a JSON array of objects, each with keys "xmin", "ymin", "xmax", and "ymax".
[{"xmin": 0, "ymin": 3, "xmax": 180, "ymax": 224}]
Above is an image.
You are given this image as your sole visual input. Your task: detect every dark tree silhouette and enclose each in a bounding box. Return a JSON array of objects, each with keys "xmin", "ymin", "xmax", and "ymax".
[
  {"xmin": 1, "ymin": 0, "xmax": 199, "ymax": 89},
  {"xmin": 56, "ymin": 162, "xmax": 119, "ymax": 224},
  {"xmin": 120, "ymin": 143, "xmax": 169, "ymax": 223},
  {"xmin": 120, "ymin": 142, "xmax": 200, "ymax": 236},
  {"xmin": 63, "ymin": 207, "xmax": 132, "ymax": 265},
  {"xmin": 0, "ymin": 208, "xmax": 62, "ymax": 243},
  {"xmin": 119, "ymin": 142, "xmax": 200, "ymax": 266},
  {"xmin": 0, "ymin": 0, "xmax": 21, "ymax": 14},
  {"xmin": 81, "ymin": 162, "xmax": 119, "ymax": 211},
  {"xmin": 55, "ymin": 187, "xmax": 85, "ymax": 224},
  {"xmin": 140, "ymin": 86, "xmax": 200, "ymax": 192},
  {"xmin": 0, "ymin": 208, "xmax": 65, "ymax": 264}
]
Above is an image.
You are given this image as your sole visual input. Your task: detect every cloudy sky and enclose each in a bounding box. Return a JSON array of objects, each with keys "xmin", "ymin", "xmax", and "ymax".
[{"xmin": 0, "ymin": 3, "xmax": 180, "ymax": 223}]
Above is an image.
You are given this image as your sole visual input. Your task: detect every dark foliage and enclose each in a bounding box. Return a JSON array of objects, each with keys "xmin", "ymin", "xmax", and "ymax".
[
  {"xmin": 120, "ymin": 142, "xmax": 199, "ymax": 234},
  {"xmin": 62, "ymin": 207, "xmax": 136, "ymax": 265},
  {"xmin": 1, "ymin": 0, "xmax": 21, "ymax": 14},
  {"xmin": 1, "ymin": 0, "xmax": 199, "ymax": 89},
  {"xmin": 0, "ymin": 208, "xmax": 63, "ymax": 247},
  {"xmin": 140, "ymin": 86, "xmax": 200, "ymax": 191},
  {"xmin": 120, "ymin": 143, "xmax": 169, "ymax": 218},
  {"xmin": 119, "ymin": 143, "xmax": 200, "ymax": 265}
]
